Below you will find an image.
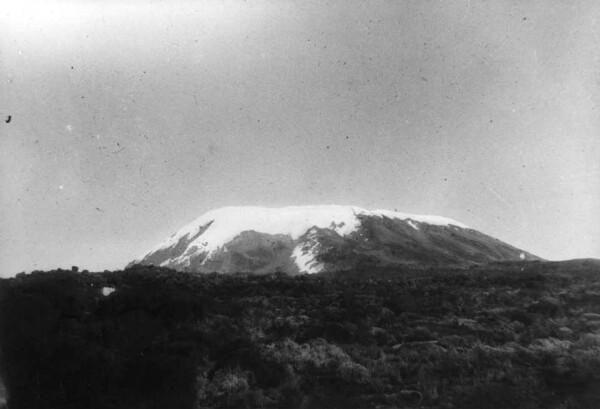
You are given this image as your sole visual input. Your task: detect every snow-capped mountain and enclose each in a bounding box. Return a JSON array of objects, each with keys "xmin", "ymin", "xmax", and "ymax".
[{"xmin": 129, "ymin": 205, "xmax": 539, "ymax": 274}]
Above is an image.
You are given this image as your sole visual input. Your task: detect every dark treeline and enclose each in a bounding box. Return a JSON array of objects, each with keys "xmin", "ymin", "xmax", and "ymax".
[{"xmin": 1, "ymin": 260, "xmax": 600, "ymax": 408}]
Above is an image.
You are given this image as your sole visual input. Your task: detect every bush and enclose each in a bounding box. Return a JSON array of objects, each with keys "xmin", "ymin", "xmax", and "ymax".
[{"xmin": 337, "ymin": 361, "xmax": 370, "ymax": 384}]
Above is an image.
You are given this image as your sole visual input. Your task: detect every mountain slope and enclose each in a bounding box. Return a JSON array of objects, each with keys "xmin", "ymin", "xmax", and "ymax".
[{"xmin": 130, "ymin": 205, "xmax": 539, "ymax": 274}]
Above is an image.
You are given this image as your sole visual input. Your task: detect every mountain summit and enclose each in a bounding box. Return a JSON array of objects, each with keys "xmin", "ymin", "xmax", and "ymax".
[{"xmin": 130, "ymin": 205, "xmax": 538, "ymax": 274}]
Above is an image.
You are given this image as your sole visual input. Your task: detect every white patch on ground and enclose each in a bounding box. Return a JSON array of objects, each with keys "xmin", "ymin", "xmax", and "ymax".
[
  {"xmin": 137, "ymin": 205, "xmax": 469, "ymax": 263},
  {"xmin": 101, "ymin": 287, "xmax": 116, "ymax": 296},
  {"xmin": 519, "ymin": 252, "xmax": 525, "ymax": 260}
]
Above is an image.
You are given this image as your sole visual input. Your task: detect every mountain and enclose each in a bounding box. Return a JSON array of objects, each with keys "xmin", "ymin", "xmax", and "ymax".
[{"xmin": 129, "ymin": 205, "xmax": 539, "ymax": 274}]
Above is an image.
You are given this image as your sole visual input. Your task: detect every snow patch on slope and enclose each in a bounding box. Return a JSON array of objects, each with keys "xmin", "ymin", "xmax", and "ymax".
[
  {"xmin": 370, "ymin": 209, "xmax": 468, "ymax": 229},
  {"xmin": 291, "ymin": 230, "xmax": 324, "ymax": 274},
  {"xmin": 407, "ymin": 220, "xmax": 420, "ymax": 230}
]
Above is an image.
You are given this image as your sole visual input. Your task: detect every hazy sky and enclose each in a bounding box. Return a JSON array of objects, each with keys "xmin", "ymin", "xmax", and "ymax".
[{"xmin": 1, "ymin": 0, "xmax": 599, "ymax": 276}]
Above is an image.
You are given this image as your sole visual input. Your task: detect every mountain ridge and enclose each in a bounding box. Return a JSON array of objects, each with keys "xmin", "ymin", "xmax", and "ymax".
[{"xmin": 130, "ymin": 205, "xmax": 539, "ymax": 274}]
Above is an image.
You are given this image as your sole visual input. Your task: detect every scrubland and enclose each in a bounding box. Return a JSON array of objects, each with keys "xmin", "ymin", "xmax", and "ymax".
[{"xmin": 1, "ymin": 260, "xmax": 599, "ymax": 408}]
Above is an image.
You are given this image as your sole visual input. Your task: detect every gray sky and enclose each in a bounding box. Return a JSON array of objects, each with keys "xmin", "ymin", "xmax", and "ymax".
[{"xmin": 1, "ymin": 0, "xmax": 599, "ymax": 276}]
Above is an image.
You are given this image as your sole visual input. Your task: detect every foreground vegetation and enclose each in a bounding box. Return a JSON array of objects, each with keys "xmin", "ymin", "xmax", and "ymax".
[{"xmin": 1, "ymin": 260, "xmax": 600, "ymax": 408}]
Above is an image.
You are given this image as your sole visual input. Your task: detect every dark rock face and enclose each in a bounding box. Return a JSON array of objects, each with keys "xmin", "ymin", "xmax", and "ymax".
[
  {"xmin": 187, "ymin": 231, "xmax": 298, "ymax": 274},
  {"xmin": 131, "ymin": 206, "xmax": 540, "ymax": 274},
  {"xmin": 315, "ymin": 215, "xmax": 537, "ymax": 269}
]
